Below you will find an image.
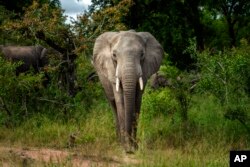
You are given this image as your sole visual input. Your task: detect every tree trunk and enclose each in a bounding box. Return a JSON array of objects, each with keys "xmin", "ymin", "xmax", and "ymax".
[{"xmin": 227, "ymin": 19, "xmax": 236, "ymax": 47}]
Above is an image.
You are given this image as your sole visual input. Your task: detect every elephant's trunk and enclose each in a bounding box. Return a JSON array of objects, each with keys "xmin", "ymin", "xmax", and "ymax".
[{"xmin": 121, "ymin": 59, "xmax": 138, "ymax": 152}]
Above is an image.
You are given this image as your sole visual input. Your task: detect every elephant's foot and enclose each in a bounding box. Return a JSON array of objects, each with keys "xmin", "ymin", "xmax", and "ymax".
[
  {"xmin": 124, "ymin": 143, "xmax": 138, "ymax": 154},
  {"xmin": 123, "ymin": 137, "xmax": 138, "ymax": 154}
]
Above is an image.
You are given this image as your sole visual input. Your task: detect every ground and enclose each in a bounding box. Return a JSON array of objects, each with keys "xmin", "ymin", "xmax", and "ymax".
[{"xmin": 0, "ymin": 146, "xmax": 140, "ymax": 166}]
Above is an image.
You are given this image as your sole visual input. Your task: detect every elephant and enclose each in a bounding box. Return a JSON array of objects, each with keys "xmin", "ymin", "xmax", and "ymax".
[
  {"xmin": 93, "ymin": 30, "xmax": 163, "ymax": 152},
  {"xmin": 0, "ymin": 45, "xmax": 48, "ymax": 75}
]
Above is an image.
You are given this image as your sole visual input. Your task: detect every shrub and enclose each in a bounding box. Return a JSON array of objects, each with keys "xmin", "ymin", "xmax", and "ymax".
[
  {"xmin": 196, "ymin": 40, "xmax": 250, "ymax": 131},
  {"xmin": 138, "ymin": 86, "xmax": 178, "ymax": 147},
  {"xmin": 0, "ymin": 55, "xmax": 44, "ymax": 126}
]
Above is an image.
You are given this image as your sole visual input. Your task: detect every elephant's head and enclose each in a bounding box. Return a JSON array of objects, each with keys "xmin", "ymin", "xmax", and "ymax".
[{"xmin": 93, "ymin": 30, "xmax": 163, "ymax": 152}]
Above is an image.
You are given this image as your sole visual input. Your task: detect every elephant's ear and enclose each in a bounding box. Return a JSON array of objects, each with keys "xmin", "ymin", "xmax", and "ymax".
[
  {"xmin": 137, "ymin": 32, "xmax": 164, "ymax": 80},
  {"xmin": 93, "ymin": 32, "xmax": 118, "ymax": 78},
  {"xmin": 35, "ymin": 45, "xmax": 47, "ymax": 55},
  {"xmin": 35, "ymin": 46, "xmax": 48, "ymax": 67},
  {"xmin": 41, "ymin": 48, "xmax": 48, "ymax": 59}
]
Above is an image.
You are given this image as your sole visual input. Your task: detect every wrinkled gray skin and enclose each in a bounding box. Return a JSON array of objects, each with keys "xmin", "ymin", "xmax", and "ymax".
[
  {"xmin": 0, "ymin": 45, "xmax": 48, "ymax": 75},
  {"xmin": 93, "ymin": 30, "xmax": 163, "ymax": 152}
]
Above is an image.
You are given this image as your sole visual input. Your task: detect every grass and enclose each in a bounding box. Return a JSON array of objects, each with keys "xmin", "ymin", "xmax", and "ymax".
[
  {"xmin": 0, "ymin": 94, "xmax": 249, "ymax": 166},
  {"xmin": 135, "ymin": 144, "xmax": 229, "ymax": 167}
]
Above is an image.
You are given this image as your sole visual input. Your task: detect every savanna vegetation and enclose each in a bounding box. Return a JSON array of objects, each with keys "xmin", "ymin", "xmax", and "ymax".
[{"xmin": 0, "ymin": 0, "xmax": 249, "ymax": 166}]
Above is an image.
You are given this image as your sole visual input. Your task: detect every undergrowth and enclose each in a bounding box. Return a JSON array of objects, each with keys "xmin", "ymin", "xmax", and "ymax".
[{"xmin": 0, "ymin": 91, "xmax": 249, "ymax": 166}]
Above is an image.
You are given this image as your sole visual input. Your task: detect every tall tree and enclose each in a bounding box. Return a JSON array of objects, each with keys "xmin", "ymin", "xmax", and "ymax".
[
  {"xmin": 183, "ymin": 0, "xmax": 205, "ymax": 51},
  {"xmin": 124, "ymin": 0, "xmax": 203, "ymax": 69},
  {"xmin": 207, "ymin": 0, "xmax": 250, "ymax": 47},
  {"xmin": 0, "ymin": 0, "xmax": 60, "ymax": 14}
]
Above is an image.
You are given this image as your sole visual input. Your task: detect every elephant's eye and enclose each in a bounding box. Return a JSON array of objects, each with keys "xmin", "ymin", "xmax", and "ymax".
[
  {"xmin": 112, "ymin": 53, "xmax": 117, "ymax": 60},
  {"xmin": 140, "ymin": 52, "xmax": 145, "ymax": 60}
]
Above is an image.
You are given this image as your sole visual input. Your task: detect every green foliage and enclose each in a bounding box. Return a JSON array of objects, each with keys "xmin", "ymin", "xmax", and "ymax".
[
  {"xmin": 160, "ymin": 56, "xmax": 181, "ymax": 79},
  {"xmin": 197, "ymin": 41, "xmax": 250, "ymax": 131},
  {"xmin": 141, "ymin": 87, "xmax": 178, "ymax": 118},
  {"xmin": 159, "ymin": 55, "xmax": 198, "ymax": 122},
  {"xmin": 201, "ymin": 7, "xmax": 231, "ymax": 49},
  {"xmin": 73, "ymin": 53, "xmax": 106, "ymax": 111},
  {"xmin": 0, "ymin": 5, "xmax": 16, "ymax": 44},
  {"xmin": 138, "ymin": 91, "xmax": 249, "ymax": 151},
  {"xmin": 197, "ymin": 42, "xmax": 250, "ymax": 103},
  {"xmin": 138, "ymin": 87, "xmax": 179, "ymax": 148},
  {"xmin": 0, "ymin": 55, "xmax": 44, "ymax": 126},
  {"xmin": 0, "ymin": 0, "xmax": 61, "ymax": 15},
  {"xmin": 2, "ymin": 1, "xmax": 67, "ymax": 45},
  {"xmin": 0, "ymin": 51, "xmax": 100, "ymax": 127}
]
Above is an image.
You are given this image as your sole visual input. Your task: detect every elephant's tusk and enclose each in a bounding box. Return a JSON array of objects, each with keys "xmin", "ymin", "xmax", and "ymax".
[
  {"xmin": 115, "ymin": 65, "xmax": 119, "ymax": 77},
  {"xmin": 116, "ymin": 77, "xmax": 120, "ymax": 92},
  {"xmin": 115, "ymin": 65, "xmax": 120, "ymax": 92},
  {"xmin": 139, "ymin": 77, "xmax": 143, "ymax": 90}
]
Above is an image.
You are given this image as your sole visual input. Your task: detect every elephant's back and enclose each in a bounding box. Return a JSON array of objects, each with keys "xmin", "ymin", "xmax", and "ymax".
[{"xmin": 1, "ymin": 46, "xmax": 35, "ymax": 62}]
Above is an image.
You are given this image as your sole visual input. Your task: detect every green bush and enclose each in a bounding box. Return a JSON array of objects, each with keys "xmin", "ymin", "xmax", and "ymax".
[
  {"xmin": 74, "ymin": 53, "xmax": 105, "ymax": 110},
  {"xmin": 198, "ymin": 40, "xmax": 249, "ymax": 101},
  {"xmin": 0, "ymin": 56, "xmax": 44, "ymax": 126},
  {"xmin": 141, "ymin": 87, "xmax": 178, "ymax": 118},
  {"xmin": 196, "ymin": 41, "xmax": 250, "ymax": 132},
  {"xmin": 138, "ymin": 86, "xmax": 179, "ymax": 147}
]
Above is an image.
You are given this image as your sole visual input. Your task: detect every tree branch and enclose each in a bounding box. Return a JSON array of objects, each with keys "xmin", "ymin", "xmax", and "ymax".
[{"xmin": 35, "ymin": 30, "xmax": 67, "ymax": 54}]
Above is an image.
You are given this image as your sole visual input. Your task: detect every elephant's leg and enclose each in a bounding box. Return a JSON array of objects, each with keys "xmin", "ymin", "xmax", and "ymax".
[
  {"xmin": 132, "ymin": 87, "xmax": 143, "ymax": 149},
  {"xmin": 113, "ymin": 89, "xmax": 125, "ymax": 144},
  {"xmin": 108, "ymin": 99, "xmax": 121, "ymax": 141}
]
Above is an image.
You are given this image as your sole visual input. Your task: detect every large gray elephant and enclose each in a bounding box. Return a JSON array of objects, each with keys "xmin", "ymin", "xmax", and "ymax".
[
  {"xmin": 93, "ymin": 30, "xmax": 163, "ymax": 152},
  {"xmin": 0, "ymin": 45, "xmax": 48, "ymax": 75}
]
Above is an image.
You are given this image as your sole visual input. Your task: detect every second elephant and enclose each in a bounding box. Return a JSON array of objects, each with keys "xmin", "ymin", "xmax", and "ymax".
[{"xmin": 0, "ymin": 45, "xmax": 48, "ymax": 75}]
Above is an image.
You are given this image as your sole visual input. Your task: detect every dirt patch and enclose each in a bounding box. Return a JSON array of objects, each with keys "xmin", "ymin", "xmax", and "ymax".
[{"xmin": 0, "ymin": 146, "xmax": 140, "ymax": 166}]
